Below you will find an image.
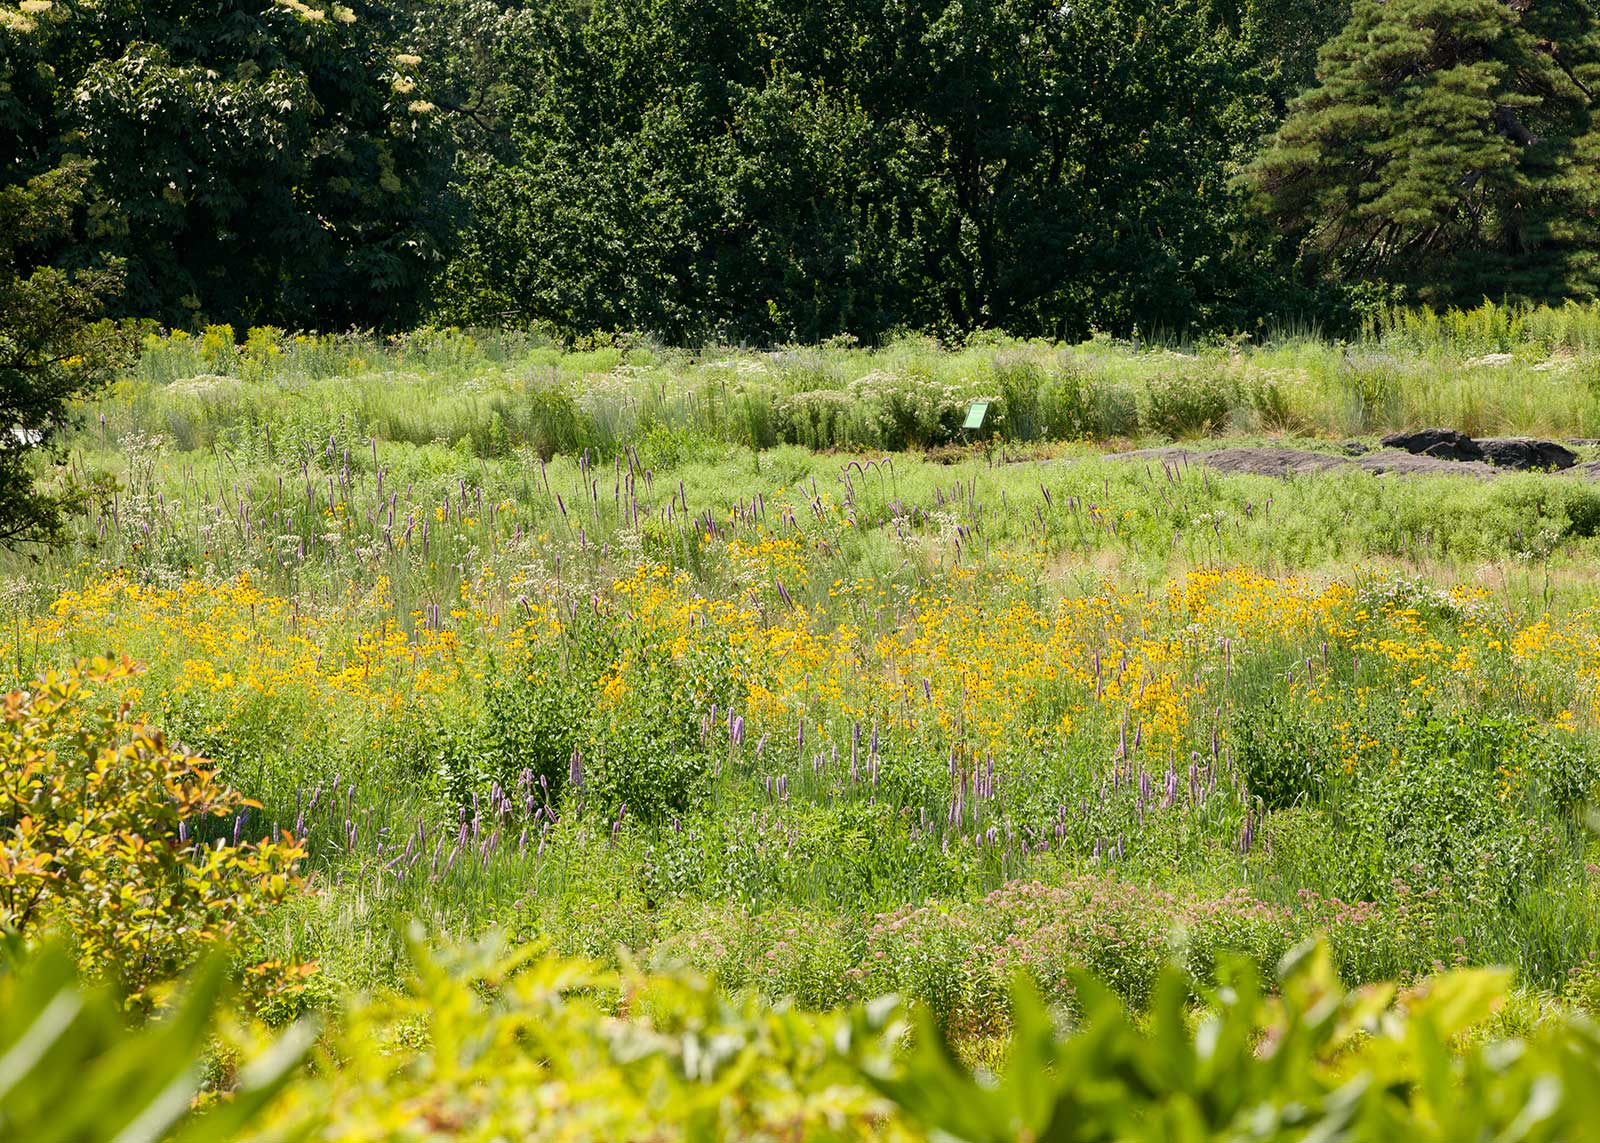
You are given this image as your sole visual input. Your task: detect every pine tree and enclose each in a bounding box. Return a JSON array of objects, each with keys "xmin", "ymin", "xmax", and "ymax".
[{"xmin": 1247, "ymin": 0, "xmax": 1600, "ymax": 304}]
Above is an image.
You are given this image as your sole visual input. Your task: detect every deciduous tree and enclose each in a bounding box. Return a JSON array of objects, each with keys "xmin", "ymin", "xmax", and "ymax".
[{"xmin": 0, "ymin": 164, "xmax": 135, "ymax": 547}]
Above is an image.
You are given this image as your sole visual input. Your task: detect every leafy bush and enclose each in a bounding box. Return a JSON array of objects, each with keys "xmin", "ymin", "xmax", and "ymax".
[
  {"xmin": 14, "ymin": 934, "xmax": 1600, "ymax": 1143},
  {"xmin": 1250, "ymin": 377, "xmax": 1308, "ymax": 432},
  {"xmin": 586, "ymin": 669, "xmax": 712, "ymax": 824},
  {"xmin": 850, "ymin": 370, "xmax": 964, "ymax": 449},
  {"xmin": 988, "ymin": 358, "xmax": 1047, "ymax": 440},
  {"xmin": 778, "ymin": 388, "xmax": 865, "ymax": 450},
  {"xmin": 1490, "ymin": 479, "xmax": 1600, "ymax": 542},
  {"xmin": 1036, "ymin": 366, "xmax": 1100, "ymax": 439},
  {"xmin": 480, "ymin": 644, "xmax": 591, "ymax": 797},
  {"xmin": 523, "ymin": 384, "xmax": 594, "ymax": 459},
  {"xmin": 242, "ymin": 933, "xmax": 897, "ymax": 1143},
  {"xmin": 1230, "ymin": 687, "xmax": 1342, "ymax": 810},
  {"xmin": 1339, "ymin": 354, "xmax": 1406, "ymax": 429},
  {"xmin": 0, "ymin": 943, "xmax": 309, "ymax": 1143},
  {"xmin": 0, "ymin": 659, "xmax": 303, "ymax": 1006},
  {"xmin": 1333, "ymin": 710, "xmax": 1588, "ymax": 907},
  {"xmin": 1140, "ymin": 373, "xmax": 1236, "ymax": 438},
  {"xmin": 866, "ymin": 940, "xmax": 1600, "ymax": 1143}
]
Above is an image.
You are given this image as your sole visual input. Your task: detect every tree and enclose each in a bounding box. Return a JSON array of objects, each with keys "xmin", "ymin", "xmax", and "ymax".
[
  {"xmin": 864, "ymin": 0, "xmax": 1277, "ymax": 338},
  {"xmin": 0, "ymin": 165, "xmax": 136, "ymax": 547},
  {"xmin": 435, "ymin": 0, "xmax": 1283, "ymax": 342},
  {"xmin": 1247, "ymin": 0, "xmax": 1600, "ymax": 305},
  {"xmin": 3, "ymin": 0, "xmax": 457, "ymax": 331},
  {"xmin": 1240, "ymin": 0, "xmax": 1352, "ymax": 111}
]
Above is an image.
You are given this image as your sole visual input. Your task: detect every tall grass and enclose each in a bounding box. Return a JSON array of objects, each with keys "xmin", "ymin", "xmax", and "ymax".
[{"xmin": 119, "ymin": 309, "xmax": 1600, "ymax": 456}]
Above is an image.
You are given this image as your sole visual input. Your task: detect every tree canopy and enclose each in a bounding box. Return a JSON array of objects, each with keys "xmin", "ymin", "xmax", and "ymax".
[
  {"xmin": 436, "ymin": 0, "xmax": 1298, "ymax": 342},
  {"xmin": 2, "ymin": 0, "xmax": 457, "ymax": 331},
  {"xmin": 2, "ymin": 0, "xmax": 1598, "ymax": 343},
  {"xmin": 1248, "ymin": 0, "xmax": 1600, "ymax": 304}
]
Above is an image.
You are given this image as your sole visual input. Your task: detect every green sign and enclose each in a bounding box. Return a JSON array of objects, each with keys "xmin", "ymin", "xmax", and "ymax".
[{"xmin": 963, "ymin": 400, "xmax": 991, "ymax": 430}]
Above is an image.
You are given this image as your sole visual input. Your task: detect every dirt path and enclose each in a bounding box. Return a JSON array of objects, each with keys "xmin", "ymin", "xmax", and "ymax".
[{"xmin": 1108, "ymin": 445, "xmax": 1554, "ymax": 479}]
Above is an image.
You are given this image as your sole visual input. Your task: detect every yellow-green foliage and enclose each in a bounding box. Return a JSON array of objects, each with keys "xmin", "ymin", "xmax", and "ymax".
[
  {"xmin": 871, "ymin": 940, "xmax": 1600, "ymax": 1142},
  {"xmin": 235, "ymin": 934, "xmax": 909, "ymax": 1142},
  {"xmin": 9, "ymin": 933, "xmax": 1600, "ymax": 1142},
  {"xmin": 0, "ymin": 659, "xmax": 303, "ymax": 1005},
  {"xmin": 0, "ymin": 946, "xmax": 308, "ymax": 1143}
]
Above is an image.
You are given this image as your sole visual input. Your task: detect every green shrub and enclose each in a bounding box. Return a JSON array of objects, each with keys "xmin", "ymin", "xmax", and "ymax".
[
  {"xmin": 1, "ymin": 660, "xmax": 304, "ymax": 1008},
  {"xmin": 585, "ymin": 671, "xmax": 711, "ymax": 823},
  {"xmin": 850, "ymin": 369, "xmax": 961, "ymax": 449},
  {"xmin": 1140, "ymin": 373, "xmax": 1235, "ymax": 438},
  {"xmin": 778, "ymin": 389, "xmax": 861, "ymax": 450},
  {"xmin": 0, "ymin": 945, "xmax": 309, "ymax": 1143},
  {"xmin": 867, "ymin": 941, "xmax": 1600, "ymax": 1143},
  {"xmin": 989, "ymin": 358, "xmax": 1047, "ymax": 440},
  {"xmin": 1250, "ymin": 377, "xmax": 1307, "ymax": 432},
  {"xmin": 1230, "ymin": 688, "xmax": 1341, "ymax": 810},
  {"xmin": 1339, "ymin": 354, "xmax": 1405, "ymax": 430},
  {"xmin": 516, "ymin": 383, "xmax": 591, "ymax": 459},
  {"xmin": 1037, "ymin": 367, "xmax": 1092, "ymax": 439}
]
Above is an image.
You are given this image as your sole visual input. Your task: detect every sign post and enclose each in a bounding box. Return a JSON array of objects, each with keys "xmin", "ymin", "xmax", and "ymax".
[{"xmin": 962, "ymin": 399, "xmax": 993, "ymax": 463}]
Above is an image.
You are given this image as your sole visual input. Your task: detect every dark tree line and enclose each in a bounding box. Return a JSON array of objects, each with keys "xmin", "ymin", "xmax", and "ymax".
[{"xmin": 3, "ymin": 0, "xmax": 1599, "ymax": 346}]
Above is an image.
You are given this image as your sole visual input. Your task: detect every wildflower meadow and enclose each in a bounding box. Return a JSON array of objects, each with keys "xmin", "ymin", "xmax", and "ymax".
[{"xmin": 8, "ymin": 313, "xmax": 1600, "ymax": 1138}]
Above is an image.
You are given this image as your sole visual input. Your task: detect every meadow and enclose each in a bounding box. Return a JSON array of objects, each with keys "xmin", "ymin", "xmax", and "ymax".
[{"xmin": 9, "ymin": 304, "xmax": 1600, "ymax": 1138}]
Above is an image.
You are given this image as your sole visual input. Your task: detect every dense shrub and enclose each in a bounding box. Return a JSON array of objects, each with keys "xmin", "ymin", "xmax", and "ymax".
[
  {"xmin": 1141, "ymin": 373, "xmax": 1237, "ymax": 438},
  {"xmin": 1231, "ymin": 688, "xmax": 1341, "ymax": 810},
  {"xmin": 778, "ymin": 389, "xmax": 865, "ymax": 450},
  {"xmin": 0, "ymin": 659, "xmax": 303, "ymax": 1006}
]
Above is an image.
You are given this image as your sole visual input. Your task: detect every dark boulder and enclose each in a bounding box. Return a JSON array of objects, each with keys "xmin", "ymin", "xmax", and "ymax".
[
  {"xmin": 1382, "ymin": 428, "xmax": 1484, "ymax": 461},
  {"xmin": 1477, "ymin": 438, "xmax": 1578, "ymax": 471}
]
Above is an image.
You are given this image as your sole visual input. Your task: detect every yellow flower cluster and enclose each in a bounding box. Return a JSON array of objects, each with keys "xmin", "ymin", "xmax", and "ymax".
[
  {"xmin": 6, "ymin": 555, "xmax": 1595, "ymax": 773},
  {"xmin": 11, "ymin": 572, "xmax": 464, "ymax": 720}
]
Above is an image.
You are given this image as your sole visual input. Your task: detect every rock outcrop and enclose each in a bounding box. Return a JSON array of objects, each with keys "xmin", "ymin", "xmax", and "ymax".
[{"xmin": 1381, "ymin": 429, "xmax": 1576, "ymax": 471}]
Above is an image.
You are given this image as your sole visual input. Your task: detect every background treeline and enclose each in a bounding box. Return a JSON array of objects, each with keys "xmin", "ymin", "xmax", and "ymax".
[{"xmin": 3, "ymin": 0, "xmax": 1599, "ymax": 343}]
